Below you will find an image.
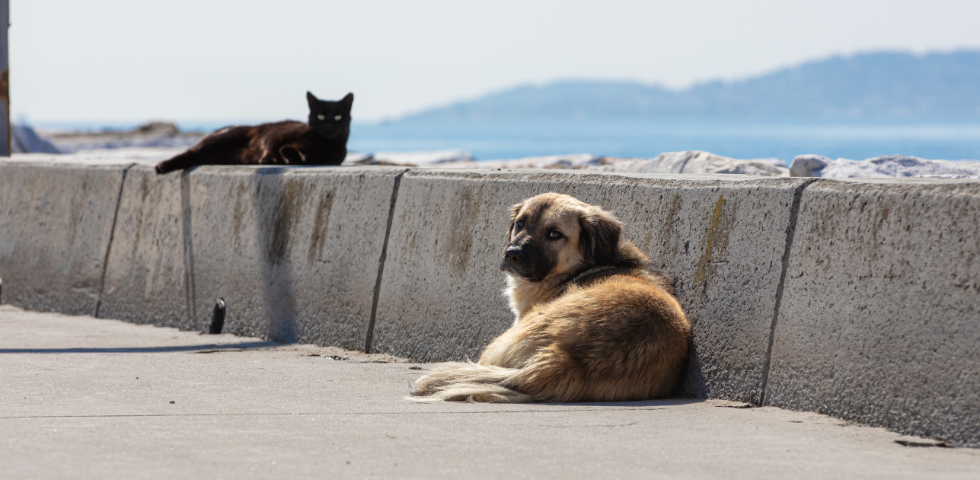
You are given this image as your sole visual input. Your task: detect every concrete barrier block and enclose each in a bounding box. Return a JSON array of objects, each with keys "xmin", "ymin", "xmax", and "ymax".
[
  {"xmin": 0, "ymin": 162, "xmax": 127, "ymax": 315},
  {"xmin": 765, "ymin": 179, "xmax": 980, "ymax": 447},
  {"xmin": 185, "ymin": 166, "xmax": 405, "ymax": 350},
  {"xmin": 373, "ymin": 169, "xmax": 810, "ymax": 402},
  {"xmin": 102, "ymin": 165, "xmax": 405, "ymax": 348},
  {"xmin": 99, "ymin": 165, "xmax": 191, "ymax": 326}
]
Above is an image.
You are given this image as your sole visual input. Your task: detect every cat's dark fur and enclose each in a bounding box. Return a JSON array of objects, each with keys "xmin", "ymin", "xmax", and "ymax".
[{"xmin": 155, "ymin": 92, "xmax": 353, "ymax": 174}]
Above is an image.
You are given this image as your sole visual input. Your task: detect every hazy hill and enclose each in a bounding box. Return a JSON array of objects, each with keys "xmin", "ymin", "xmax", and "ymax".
[{"xmin": 401, "ymin": 51, "xmax": 980, "ymax": 121}]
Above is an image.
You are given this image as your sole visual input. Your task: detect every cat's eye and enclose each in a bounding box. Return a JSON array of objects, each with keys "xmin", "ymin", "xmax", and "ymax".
[
  {"xmin": 548, "ymin": 231, "xmax": 564, "ymax": 240},
  {"xmin": 317, "ymin": 114, "xmax": 325, "ymax": 120},
  {"xmin": 334, "ymin": 115, "xmax": 342, "ymax": 121}
]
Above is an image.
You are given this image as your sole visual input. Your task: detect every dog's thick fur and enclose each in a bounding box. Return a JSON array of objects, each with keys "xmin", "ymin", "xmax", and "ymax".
[{"xmin": 411, "ymin": 193, "xmax": 691, "ymax": 403}]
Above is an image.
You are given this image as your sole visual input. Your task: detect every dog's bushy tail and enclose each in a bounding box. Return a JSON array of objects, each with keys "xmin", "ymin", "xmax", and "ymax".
[{"xmin": 408, "ymin": 361, "xmax": 532, "ymax": 403}]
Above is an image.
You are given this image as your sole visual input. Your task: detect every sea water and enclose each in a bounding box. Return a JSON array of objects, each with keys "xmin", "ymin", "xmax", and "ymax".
[
  {"xmin": 35, "ymin": 118, "xmax": 980, "ymax": 162},
  {"xmin": 347, "ymin": 119, "xmax": 980, "ymax": 162}
]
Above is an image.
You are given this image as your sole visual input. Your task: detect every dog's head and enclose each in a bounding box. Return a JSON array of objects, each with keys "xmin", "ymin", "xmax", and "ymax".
[{"xmin": 500, "ymin": 193, "xmax": 622, "ymax": 282}]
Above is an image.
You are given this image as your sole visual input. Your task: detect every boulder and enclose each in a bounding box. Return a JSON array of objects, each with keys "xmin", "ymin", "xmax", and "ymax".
[
  {"xmin": 791, "ymin": 154, "xmax": 980, "ymax": 178},
  {"xmin": 431, "ymin": 151, "xmax": 791, "ymax": 177},
  {"xmin": 11, "ymin": 124, "xmax": 61, "ymax": 154},
  {"xmin": 789, "ymin": 154, "xmax": 830, "ymax": 177}
]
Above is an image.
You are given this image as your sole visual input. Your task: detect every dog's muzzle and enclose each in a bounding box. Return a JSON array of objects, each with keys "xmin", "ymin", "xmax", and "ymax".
[
  {"xmin": 500, "ymin": 240, "xmax": 552, "ymax": 281},
  {"xmin": 500, "ymin": 245, "xmax": 525, "ymax": 272},
  {"xmin": 504, "ymin": 245, "xmax": 523, "ymax": 263}
]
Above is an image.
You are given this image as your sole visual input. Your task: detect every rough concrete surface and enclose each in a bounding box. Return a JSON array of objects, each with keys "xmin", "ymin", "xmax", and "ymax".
[
  {"xmin": 185, "ymin": 165, "xmax": 406, "ymax": 350},
  {"xmin": 99, "ymin": 165, "xmax": 191, "ymax": 327},
  {"xmin": 765, "ymin": 178, "xmax": 980, "ymax": 447},
  {"xmin": 373, "ymin": 169, "xmax": 810, "ymax": 403},
  {"xmin": 2, "ymin": 306, "xmax": 978, "ymax": 479},
  {"xmin": 0, "ymin": 162, "xmax": 128, "ymax": 316},
  {"xmin": 100, "ymin": 165, "xmax": 404, "ymax": 349}
]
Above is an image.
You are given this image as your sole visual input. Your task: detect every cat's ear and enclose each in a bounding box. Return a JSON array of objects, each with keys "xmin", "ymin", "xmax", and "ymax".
[
  {"xmin": 340, "ymin": 93, "xmax": 354, "ymax": 111},
  {"xmin": 306, "ymin": 91, "xmax": 318, "ymax": 106}
]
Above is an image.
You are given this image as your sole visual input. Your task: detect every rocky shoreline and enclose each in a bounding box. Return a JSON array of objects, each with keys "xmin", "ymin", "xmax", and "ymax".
[
  {"xmin": 32, "ymin": 121, "xmax": 204, "ymax": 153},
  {"xmin": 10, "ymin": 122, "xmax": 980, "ymax": 179}
]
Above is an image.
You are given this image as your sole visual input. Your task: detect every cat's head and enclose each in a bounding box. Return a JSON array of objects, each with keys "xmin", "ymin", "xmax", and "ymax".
[{"xmin": 307, "ymin": 91, "xmax": 353, "ymax": 139}]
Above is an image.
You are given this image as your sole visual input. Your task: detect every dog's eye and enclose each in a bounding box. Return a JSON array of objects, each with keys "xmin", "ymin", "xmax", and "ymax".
[
  {"xmin": 334, "ymin": 115, "xmax": 342, "ymax": 121},
  {"xmin": 514, "ymin": 220, "xmax": 524, "ymax": 229},
  {"xmin": 317, "ymin": 114, "xmax": 325, "ymax": 120},
  {"xmin": 548, "ymin": 231, "xmax": 563, "ymax": 240}
]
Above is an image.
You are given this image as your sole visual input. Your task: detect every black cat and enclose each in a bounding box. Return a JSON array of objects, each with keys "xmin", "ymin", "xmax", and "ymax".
[{"xmin": 155, "ymin": 92, "xmax": 353, "ymax": 174}]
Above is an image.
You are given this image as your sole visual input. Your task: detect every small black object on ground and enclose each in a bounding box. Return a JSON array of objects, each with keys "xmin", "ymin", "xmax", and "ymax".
[{"xmin": 210, "ymin": 298, "xmax": 226, "ymax": 334}]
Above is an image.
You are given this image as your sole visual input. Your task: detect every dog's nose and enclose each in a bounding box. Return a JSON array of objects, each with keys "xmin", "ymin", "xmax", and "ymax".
[{"xmin": 504, "ymin": 246, "xmax": 524, "ymax": 263}]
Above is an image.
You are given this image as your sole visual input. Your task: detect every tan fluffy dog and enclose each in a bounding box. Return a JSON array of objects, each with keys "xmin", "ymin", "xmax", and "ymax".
[{"xmin": 410, "ymin": 193, "xmax": 691, "ymax": 403}]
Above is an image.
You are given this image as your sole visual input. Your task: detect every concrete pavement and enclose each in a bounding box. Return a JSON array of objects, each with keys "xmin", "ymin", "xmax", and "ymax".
[{"xmin": 2, "ymin": 305, "xmax": 978, "ymax": 479}]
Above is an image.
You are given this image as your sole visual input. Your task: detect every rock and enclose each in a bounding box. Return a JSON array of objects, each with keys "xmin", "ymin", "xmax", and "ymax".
[
  {"xmin": 40, "ymin": 121, "xmax": 203, "ymax": 153},
  {"xmin": 431, "ymin": 151, "xmax": 791, "ymax": 177},
  {"xmin": 372, "ymin": 150, "xmax": 474, "ymax": 166},
  {"xmin": 343, "ymin": 152, "xmax": 375, "ymax": 164},
  {"xmin": 11, "ymin": 147, "xmax": 184, "ymax": 165},
  {"xmin": 132, "ymin": 121, "xmax": 180, "ymax": 137},
  {"xmin": 436, "ymin": 154, "xmax": 600, "ymax": 170},
  {"xmin": 790, "ymin": 155, "xmax": 831, "ymax": 177},
  {"xmin": 670, "ymin": 151, "xmax": 788, "ymax": 176},
  {"xmin": 543, "ymin": 151, "xmax": 788, "ymax": 176},
  {"xmin": 791, "ymin": 154, "xmax": 980, "ymax": 178},
  {"xmin": 342, "ymin": 150, "xmax": 474, "ymax": 167},
  {"xmin": 10, "ymin": 124, "xmax": 61, "ymax": 154},
  {"xmin": 343, "ymin": 152, "xmax": 419, "ymax": 167}
]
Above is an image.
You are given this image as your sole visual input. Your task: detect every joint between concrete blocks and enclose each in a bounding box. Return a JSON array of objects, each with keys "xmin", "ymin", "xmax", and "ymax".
[
  {"xmin": 179, "ymin": 169, "xmax": 198, "ymax": 327},
  {"xmin": 759, "ymin": 178, "xmax": 817, "ymax": 406},
  {"xmin": 94, "ymin": 163, "xmax": 135, "ymax": 319},
  {"xmin": 364, "ymin": 169, "xmax": 409, "ymax": 353}
]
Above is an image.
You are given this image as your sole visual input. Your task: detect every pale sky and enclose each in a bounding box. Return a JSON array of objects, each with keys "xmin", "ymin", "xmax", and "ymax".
[{"xmin": 11, "ymin": 0, "xmax": 980, "ymax": 124}]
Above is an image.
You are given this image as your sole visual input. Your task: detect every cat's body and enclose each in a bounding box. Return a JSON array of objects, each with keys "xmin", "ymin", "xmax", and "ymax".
[{"xmin": 155, "ymin": 92, "xmax": 353, "ymax": 174}]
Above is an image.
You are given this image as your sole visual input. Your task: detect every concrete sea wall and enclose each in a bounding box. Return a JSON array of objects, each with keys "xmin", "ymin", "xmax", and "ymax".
[
  {"xmin": 763, "ymin": 179, "xmax": 980, "ymax": 447},
  {"xmin": 98, "ymin": 164, "xmax": 406, "ymax": 351},
  {"xmin": 0, "ymin": 162, "xmax": 127, "ymax": 315},
  {"xmin": 372, "ymin": 170, "xmax": 810, "ymax": 404},
  {"xmin": 0, "ymin": 159, "xmax": 977, "ymax": 447}
]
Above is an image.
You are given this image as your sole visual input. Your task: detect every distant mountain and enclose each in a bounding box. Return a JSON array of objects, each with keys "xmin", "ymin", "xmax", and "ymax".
[{"xmin": 401, "ymin": 51, "xmax": 980, "ymax": 121}]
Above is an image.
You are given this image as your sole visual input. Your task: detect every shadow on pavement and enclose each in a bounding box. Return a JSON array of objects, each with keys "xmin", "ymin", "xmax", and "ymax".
[
  {"xmin": 539, "ymin": 398, "xmax": 705, "ymax": 408},
  {"xmin": 0, "ymin": 340, "xmax": 278, "ymax": 354}
]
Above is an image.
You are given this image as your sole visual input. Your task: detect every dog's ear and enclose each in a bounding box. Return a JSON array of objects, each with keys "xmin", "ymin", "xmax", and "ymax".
[
  {"xmin": 579, "ymin": 207, "xmax": 622, "ymax": 266},
  {"xmin": 507, "ymin": 202, "xmax": 524, "ymax": 238}
]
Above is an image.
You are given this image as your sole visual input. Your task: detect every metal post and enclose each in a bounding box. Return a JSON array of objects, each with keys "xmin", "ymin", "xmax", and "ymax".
[{"xmin": 0, "ymin": 0, "xmax": 8, "ymax": 156}]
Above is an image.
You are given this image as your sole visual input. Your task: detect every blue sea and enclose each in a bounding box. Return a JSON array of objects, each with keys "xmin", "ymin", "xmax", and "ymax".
[
  {"xmin": 346, "ymin": 119, "xmax": 980, "ymax": 162},
  {"xmin": 37, "ymin": 118, "xmax": 980, "ymax": 162}
]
